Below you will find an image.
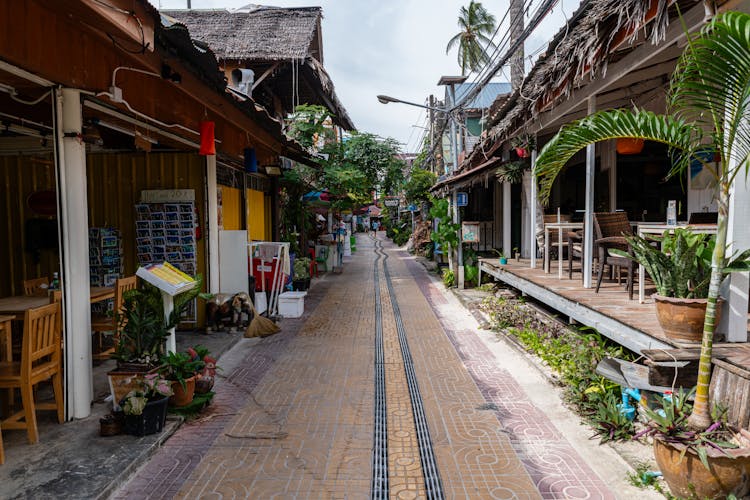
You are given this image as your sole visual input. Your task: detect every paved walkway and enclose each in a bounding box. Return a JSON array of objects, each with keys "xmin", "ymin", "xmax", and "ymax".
[{"xmin": 113, "ymin": 234, "xmax": 616, "ymax": 499}]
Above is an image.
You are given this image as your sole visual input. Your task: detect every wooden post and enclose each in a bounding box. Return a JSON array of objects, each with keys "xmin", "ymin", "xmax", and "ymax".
[{"xmin": 530, "ymin": 149, "xmax": 538, "ymax": 269}]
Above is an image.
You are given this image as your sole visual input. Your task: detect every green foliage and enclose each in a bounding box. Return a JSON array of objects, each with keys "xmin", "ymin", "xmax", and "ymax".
[
  {"xmin": 636, "ymin": 390, "xmax": 738, "ymax": 471},
  {"xmin": 113, "ymin": 276, "xmax": 203, "ymax": 365},
  {"xmin": 442, "ymin": 268, "xmax": 455, "ymax": 288},
  {"xmin": 404, "ymin": 167, "xmax": 437, "ymax": 205},
  {"xmin": 592, "ymin": 392, "xmax": 635, "ymax": 443},
  {"xmin": 464, "ymin": 265, "xmax": 479, "ymax": 286},
  {"xmin": 161, "ymin": 351, "xmax": 203, "ymax": 390},
  {"xmin": 446, "ymin": 1, "xmax": 497, "ymax": 75},
  {"xmin": 286, "ymin": 104, "xmax": 332, "ymax": 149},
  {"xmin": 293, "ymin": 257, "xmax": 311, "ymax": 280},
  {"xmin": 481, "ymin": 296, "xmax": 634, "ymax": 417},
  {"xmin": 429, "ymin": 197, "xmax": 460, "ymax": 252},
  {"xmin": 495, "ymin": 160, "xmax": 528, "ymax": 184}
]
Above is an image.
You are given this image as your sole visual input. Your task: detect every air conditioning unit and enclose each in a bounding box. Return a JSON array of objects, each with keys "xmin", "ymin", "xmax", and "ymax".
[{"xmin": 230, "ymin": 68, "xmax": 254, "ymax": 96}]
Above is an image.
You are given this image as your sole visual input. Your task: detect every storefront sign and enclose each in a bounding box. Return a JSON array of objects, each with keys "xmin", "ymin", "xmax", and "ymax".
[
  {"xmin": 383, "ymin": 197, "xmax": 400, "ymax": 207},
  {"xmin": 140, "ymin": 189, "xmax": 195, "ymax": 203},
  {"xmin": 456, "ymin": 192, "xmax": 468, "ymax": 207},
  {"xmin": 461, "ymin": 222, "xmax": 480, "ymax": 243}
]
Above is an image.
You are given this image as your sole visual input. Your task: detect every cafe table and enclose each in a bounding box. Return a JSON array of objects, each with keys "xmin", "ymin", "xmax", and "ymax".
[
  {"xmin": 636, "ymin": 223, "xmax": 717, "ymax": 303},
  {"xmin": 543, "ymin": 221, "xmax": 584, "ymax": 278},
  {"xmin": 0, "ymin": 286, "xmax": 115, "ymax": 317},
  {"xmin": 0, "ymin": 315, "xmax": 12, "ymax": 362}
]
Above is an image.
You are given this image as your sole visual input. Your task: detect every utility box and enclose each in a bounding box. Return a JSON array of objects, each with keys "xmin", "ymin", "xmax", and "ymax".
[{"xmin": 278, "ymin": 291, "xmax": 307, "ymax": 318}]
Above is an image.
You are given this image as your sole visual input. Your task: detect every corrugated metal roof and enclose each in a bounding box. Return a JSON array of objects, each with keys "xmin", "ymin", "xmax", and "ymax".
[{"xmin": 452, "ymin": 82, "xmax": 511, "ymax": 110}]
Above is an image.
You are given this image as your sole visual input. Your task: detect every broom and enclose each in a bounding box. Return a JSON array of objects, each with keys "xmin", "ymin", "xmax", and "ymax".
[{"xmin": 245, "ymin": 298, "xmax": 280, "ymax": 338}]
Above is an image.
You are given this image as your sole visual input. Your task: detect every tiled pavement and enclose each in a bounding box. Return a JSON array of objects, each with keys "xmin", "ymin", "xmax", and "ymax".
[{"xmin": 113, "ymin": 235, "xmax": 615, "ymax": 499}]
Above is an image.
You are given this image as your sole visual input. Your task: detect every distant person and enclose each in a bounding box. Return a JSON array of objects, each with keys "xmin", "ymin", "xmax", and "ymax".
[{"xmin": 372, "ymin": 220, "xmax": 379, "ymax": 232}]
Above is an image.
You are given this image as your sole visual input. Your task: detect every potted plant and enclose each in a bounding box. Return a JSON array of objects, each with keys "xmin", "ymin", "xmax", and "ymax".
[
  {"xmin": 109, "ymin": 277, "xmax": 202, "ymax": 409},
  {"xmin": 120, "ymin": 372, "xmax": 173, "ymax": 436},
  {"xmin": 494, "ymin": 249, "xmax": 507, "ymax": 266},
  {"xmin": 635, "ymin": 390, "xmax": 750, "ymax": 499},
  {"xmin": 495, "ymin": 160, "xmax": 528, "ymax": 184},
  {"xmin": 614, "ymin": 228, "xmax": 714, "ymax": 342},
  {"xmin": 513, "ymin": 247, "xmax": 520, "ymax": 262},
  {"xmin": 161, "ymin": 351, "xmax": 203, "ymax": 407},
  {"xmin": 293, "ymin": 257, "xmax": 311, "ymax": 291},
  {"xmin": 187, "ymin": 345, "xmax": 217, "ymax": 394},
  {"xmin": 510, "ymin": 134, "xmax": 535, "ymax": 158},
  {"xmin": 535, "ymin": 12, "xmax": 750, "ymax": 494}
]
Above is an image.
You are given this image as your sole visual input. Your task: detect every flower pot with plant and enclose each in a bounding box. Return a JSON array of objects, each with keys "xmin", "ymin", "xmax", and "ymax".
[
  {"xmin": 162, "ymin": 351, "xmax": 203, "ymax": 407},
  {"xmin": 513, "ymin": 247, "xmax": 520, "ymax": 261},
  {"xmin": 186, "ymin": 345, "xmax": 217, "ymax": 394},
  {"xmin": 494, "ymin": 249, "xmax": 507, "ymax": 266},
  {"xmin": 121, "ymin": 372, "xmax": 173, "ymax": 436},
  {"xmin": 535, "ymin": 12, "xmax": 750, "ymax": 494},
  {"xmin": 293, "ymin": 257, "xmax": 311, "ymax": 291},
  {"xmin": 510, "ymin": 134, "xmax": 535, "ymax": 159}
]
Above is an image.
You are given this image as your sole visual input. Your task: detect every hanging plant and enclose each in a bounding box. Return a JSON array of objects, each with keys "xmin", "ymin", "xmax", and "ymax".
[
  {"xmin": 495, "ymin": 160, "xmax": 528, "ymax": 184},
  {"xmin": 510, "ymin": 134, "xmax": 536, "ymax": 158},
  {"xmin": 616, "ymin": 138, "xmax": 645, "ymax": 155}
]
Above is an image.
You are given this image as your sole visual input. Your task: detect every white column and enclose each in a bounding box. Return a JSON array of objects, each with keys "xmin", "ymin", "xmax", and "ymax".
[
  {"xmin": 453, "ymin": 188, "xmax": 464, "ymax": 288},
  {"xmin": 530, "ymin": 149, "xmax": 538, "ymax": 269},
  {"xmin": 723, "ymin": 155, "xmax": 750, "ymax": 342},
  {"xmin": 206, "ymin": 155, "xmax": 220, "ymax": 295},
  {"xmin": 55, "ymin": 88, "xmax": 93, "ymax": 419},
  {"xmin": 503, "ymin": 182, "xmax": 512, "ymax": 255},
  {"xmin": 583, "ymin": 95, "xmax": 596, "ymax": 288}
]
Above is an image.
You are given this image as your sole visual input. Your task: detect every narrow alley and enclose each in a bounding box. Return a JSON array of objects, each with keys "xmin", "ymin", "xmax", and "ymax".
[{"xmin": 112, "ymin": 235, "xmax": 635, "ymax": 499}]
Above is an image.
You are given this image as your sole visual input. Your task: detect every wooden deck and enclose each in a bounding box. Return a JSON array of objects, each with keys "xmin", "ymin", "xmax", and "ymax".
[{"xmin": 478, "ymin": 258, "xmax": 750, "ymax": 364}]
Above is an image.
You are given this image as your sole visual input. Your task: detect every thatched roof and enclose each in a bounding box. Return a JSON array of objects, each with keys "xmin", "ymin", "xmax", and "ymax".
[
  {"xmin": 455, "ymin": 0, "xmax": 693, "ymax": 178},
  {"xmin": 160, "ymin": 6, "xmax": 322, "ymax": 62},
  {"xmin": 160, "ymin": 6, "xmax": 354, "ymax": 130}
]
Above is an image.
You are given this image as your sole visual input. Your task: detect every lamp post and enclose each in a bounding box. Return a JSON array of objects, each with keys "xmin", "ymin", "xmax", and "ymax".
[{"xmin": 377, "ymin": 89, "xmax": 465, "ymax": 286}]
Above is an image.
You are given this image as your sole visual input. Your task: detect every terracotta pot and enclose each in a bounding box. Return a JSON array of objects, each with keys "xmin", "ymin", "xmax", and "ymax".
[
  {"xmin": 654, "ymin": 438, "xmax": 750, "ymax": 499},
  {"xmin": 169, "ymin": 376, "xmax": 196, "ymax": 407},
  {"xmin": 616, "ymin": 138, "xmax": 645, "ymax": 154},
  {"xmin": 652, "ymin": 294, "xmax": 723, "ymax": 343}
]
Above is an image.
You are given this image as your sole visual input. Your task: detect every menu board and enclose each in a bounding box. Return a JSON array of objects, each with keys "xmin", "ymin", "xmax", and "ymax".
[{"xmin": 136, "ymin": 262, "xmax": 197, "ymax": 296}]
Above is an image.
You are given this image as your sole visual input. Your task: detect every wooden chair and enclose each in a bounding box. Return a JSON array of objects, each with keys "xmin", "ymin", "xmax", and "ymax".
[
  {"xmin": 307, "ymin": 247, "xmax": 318, "ymax": 278},
  {"xmin": 0, "ymin": 302, "xmax": 64, "ymax": 445},
  {"xmin": 22, "ymin": 277, "xmax": 49, "ymax": 297},
  {"xmin": 593, "ymin": 212, "xmax": 635, "ymax": 299},
  {"xmin": 91, "ymin": 276, "xmax": 137, "ymax": 361},
  {"xmin": 567, "ymin": 229, "xmax": 584, "ymax": 279}
]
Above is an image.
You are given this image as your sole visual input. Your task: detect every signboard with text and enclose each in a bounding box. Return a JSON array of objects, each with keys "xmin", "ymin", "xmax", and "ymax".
[
  {"xmin": 383, "ymin": 197, "xmax": 400, "ymax": 207},
  {"xmin": 456, "ymin": 192, "xmax": 468, "ymax": 207}
]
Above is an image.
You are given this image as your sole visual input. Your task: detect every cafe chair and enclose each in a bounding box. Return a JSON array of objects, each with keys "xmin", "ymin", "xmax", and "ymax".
[
  {"xmin": 593, "ymin": 212, "xmax": 635, "ymax": 299},
  {"xmin": 307, "ymin": 247, "xmax": 319, "ymax": 278},
  {"xmin": 688, "ymin": 211, "xmax": 718, "ymax": 224},
  {"xmin": 91, "ymin": 276, "xmax": 137, "ymax": 361},
  {"xmin": 0, "ymin": 302, "xmax": 63, "ymax": 445},
  {"xmin": 22, "ymin": 277, "xmax": 49, "ymax": 297},
  {"xmin": 567, "ymin": 229, "xmax": 584, "ymax": 280}
]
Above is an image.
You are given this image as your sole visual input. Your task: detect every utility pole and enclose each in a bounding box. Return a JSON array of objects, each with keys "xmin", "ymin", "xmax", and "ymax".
[
  {"xmin": 510, "ymin": 0, "xmax": 524, "ymax": 90},
  {"xmin": 428, "ymin": 94, "xmax": 435, "ymax": 174}
]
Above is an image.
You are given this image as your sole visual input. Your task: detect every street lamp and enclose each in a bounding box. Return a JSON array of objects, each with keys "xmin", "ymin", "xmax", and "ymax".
[{"xmin": 376, "ymin": 87, "xmax": 466, "ymax": 287}]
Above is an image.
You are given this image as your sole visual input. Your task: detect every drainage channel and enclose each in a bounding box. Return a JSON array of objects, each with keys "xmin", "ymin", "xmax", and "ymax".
[
  {"xmin": 371, "ymin": 238, "xmax": 388, "ymax": 499},
  {"xmin": 381, "ymin": 246, "xmax": 445, "ymax": 500}
]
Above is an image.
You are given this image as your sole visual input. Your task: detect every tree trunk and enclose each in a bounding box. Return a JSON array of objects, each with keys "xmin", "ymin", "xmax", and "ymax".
[
  {"xmin": 509, "ymin": 0, "xmax": 524, "ymax": 90},
  {"xmin": 688, "ymin": 181, "xmax": 730, "ymax": 430}
]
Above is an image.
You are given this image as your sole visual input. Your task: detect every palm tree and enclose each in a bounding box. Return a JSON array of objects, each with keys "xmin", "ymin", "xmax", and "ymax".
[
  {"xmin": 534, "ymin": 12, "xmax": 750, "ymax": 430},
  {"xmin": 446, "ymin": 1, "xmax": 497, "ymax": 75}
]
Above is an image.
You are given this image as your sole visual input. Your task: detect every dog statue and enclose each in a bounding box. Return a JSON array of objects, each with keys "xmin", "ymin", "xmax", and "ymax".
[{"xmin": 205, "ymin": 292, "xmax": 253, "ymax": 332}]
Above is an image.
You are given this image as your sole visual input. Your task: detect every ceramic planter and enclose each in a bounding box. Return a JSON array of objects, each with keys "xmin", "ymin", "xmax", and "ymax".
[
  {"xmin": 499, "ymin": 258, "xmax": 507, "ymax": 265},
  {"xmin": 652, "ymin": 294, "xmax": 723, "ymax": 343},
  {"xmin": 169, "ymin": 376, "xmax": 196, "ymax": 407},
  {"xmin": 654, "ymin": 438, "xmax": 750, "ymax": 499}
]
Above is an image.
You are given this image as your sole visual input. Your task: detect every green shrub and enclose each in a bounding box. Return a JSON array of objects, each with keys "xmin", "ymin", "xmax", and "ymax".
[{"xmin": 442, "ymin": 268, "xmax": 455, "ymax": 288}]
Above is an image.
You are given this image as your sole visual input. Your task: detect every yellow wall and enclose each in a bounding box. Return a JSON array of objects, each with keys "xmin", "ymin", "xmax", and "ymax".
[
  {"xmin": 220, "ymin": 186, "xmax": 242, "ymax": 230},
  {"xmin": 246, "ymin": 188, "xmax": 266, "ymax": 240}
]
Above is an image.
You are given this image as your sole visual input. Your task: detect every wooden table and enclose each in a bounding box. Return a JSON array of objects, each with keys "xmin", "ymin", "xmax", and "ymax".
[
  {"xmin": 543, "ymin": 222, "xmax": 583, "ymax": 278},
  {"xmin": 636, "ymin": 223, "xmax": 717, "ymax": 303},
  {"xmin": 0, "ymin": 286, "xmax": 114, "ymax": 317}
]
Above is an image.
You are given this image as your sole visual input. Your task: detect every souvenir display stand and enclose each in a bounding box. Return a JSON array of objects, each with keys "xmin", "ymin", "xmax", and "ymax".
[{"xmin": 136, "ymin": 262, "xmax": 199, "ymax": 353}]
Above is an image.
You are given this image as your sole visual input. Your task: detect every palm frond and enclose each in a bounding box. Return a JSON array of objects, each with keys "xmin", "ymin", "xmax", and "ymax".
[
  {"xmin": 670, "ymin": 11, "xmax": 750, "ymax": 172},
  {"xmin": 534, "ymin": 109, "xmax": 701, "ymax": 204}
]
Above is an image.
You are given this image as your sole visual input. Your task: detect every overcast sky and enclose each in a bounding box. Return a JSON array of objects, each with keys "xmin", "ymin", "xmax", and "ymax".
[{"xmin": 158, "ymin": 0, "xmax": 582, "ymax": 152}]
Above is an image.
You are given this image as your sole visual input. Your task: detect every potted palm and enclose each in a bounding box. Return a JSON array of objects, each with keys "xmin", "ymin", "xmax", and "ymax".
[{"xmin": 534, "ymin": 11, "xmax": 750, "ymax": 495}]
